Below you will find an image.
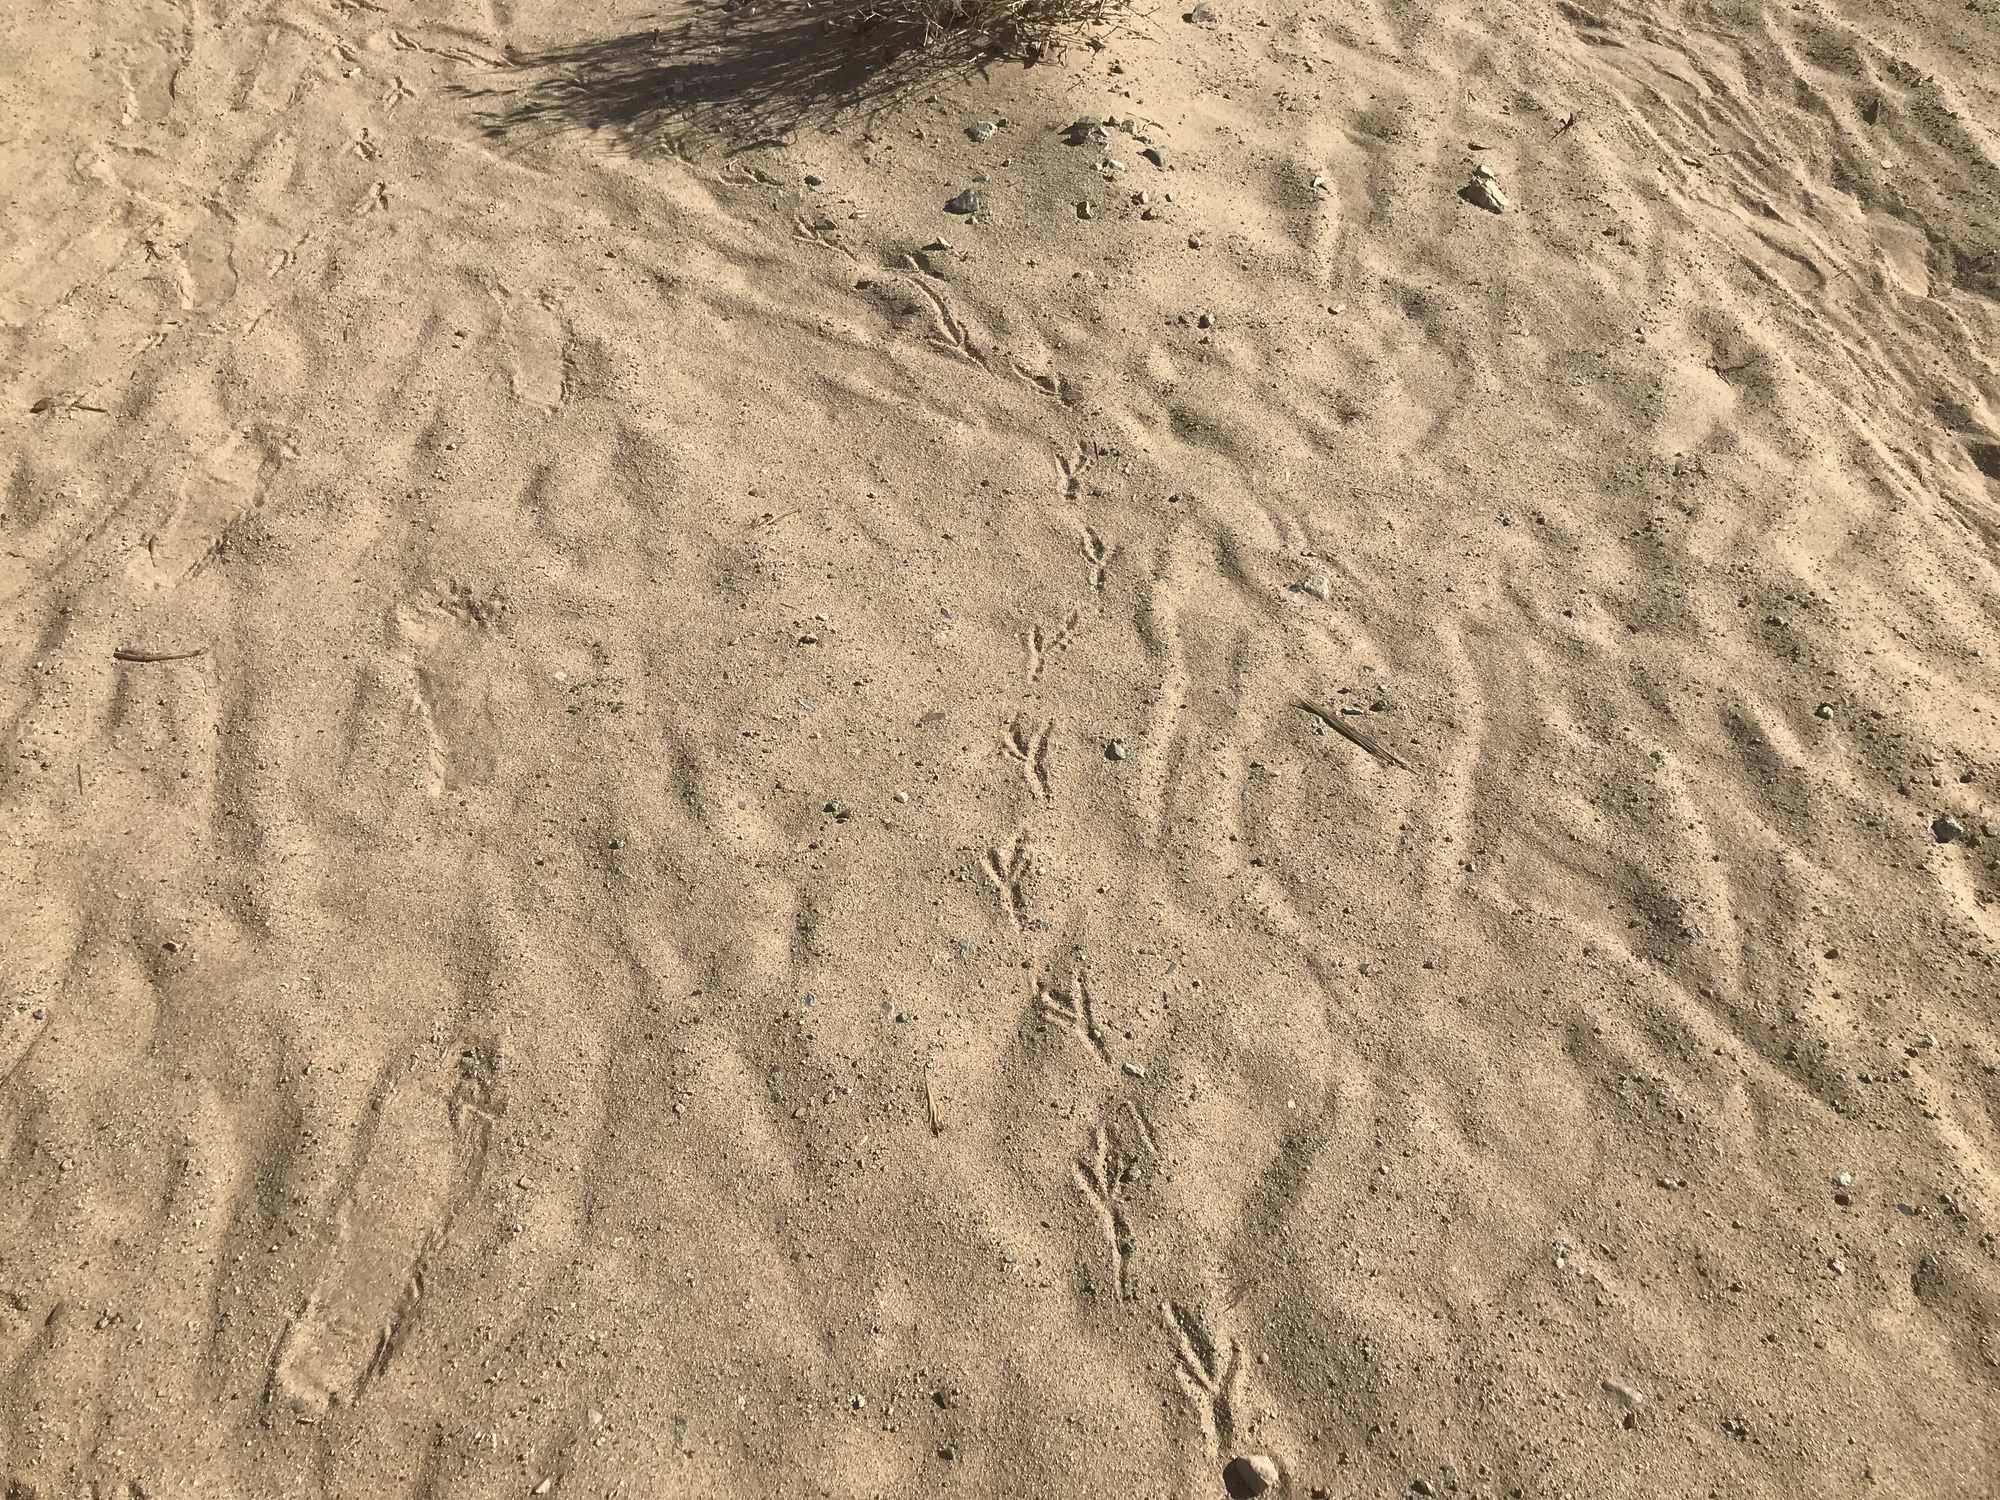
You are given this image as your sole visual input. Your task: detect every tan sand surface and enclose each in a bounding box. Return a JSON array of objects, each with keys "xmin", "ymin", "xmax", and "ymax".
[{"xmin": 4, "ymin": 0, "xmax": 1999, "ymax": 1494}]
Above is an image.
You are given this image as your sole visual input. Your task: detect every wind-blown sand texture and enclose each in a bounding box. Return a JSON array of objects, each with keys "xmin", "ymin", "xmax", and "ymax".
[{"xmin": 4, "ymin": 0, "xmax": 1999, "ymax": 1495}]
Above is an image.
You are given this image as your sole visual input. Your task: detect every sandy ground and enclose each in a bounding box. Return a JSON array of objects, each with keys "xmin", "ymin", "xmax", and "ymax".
[{"xmin": 4, "ymin": 0, "xmax": 2000, "ymax": 1495}]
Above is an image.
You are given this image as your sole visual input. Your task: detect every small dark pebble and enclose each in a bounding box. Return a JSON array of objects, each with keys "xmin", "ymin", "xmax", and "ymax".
[{"xmin": 1932, "ymin": 814, "xmax": 1967, "ymax": 843}]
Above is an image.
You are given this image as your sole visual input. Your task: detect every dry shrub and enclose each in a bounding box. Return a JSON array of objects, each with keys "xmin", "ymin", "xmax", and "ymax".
[
  {"xmin": 469, "ymin": 0, "xmax": 1142, "ymax": 158},
  {"xmin": 852, "ymin": 0, "xmax": 1136, "ymax": 59}
]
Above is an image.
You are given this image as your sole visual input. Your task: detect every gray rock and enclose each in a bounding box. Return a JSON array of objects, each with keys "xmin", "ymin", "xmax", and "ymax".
[
  {"xmin": 1222, "ymin": 1455, "xmax": 1279, "ymax": 1498},
  {"xmin": 966, "ymin": 120, "xmax": 997, "ymax": 142},
  {"xmin": 1143, "ymin": 146, "xmax": 1165, "ymax": 167},
  {"xmin": 1463, "ymin": 174, "xmax": 1508, "ymax": 213},
  {"xmin": 1106, "ymin": 739, "xmax": 1128, "ymax": 761},
  {"xmin": 1601, "ymin": 1379, "xmax": 1646, "ymax": 1409},
  {"xmin": 945, "ymin": 188, "xmax": 981, "ymax": 215},
  {"xmin": 1067, "ymin": 120, "xmax": 1111, "ymax": 148},
  {"xmin": 1933, "ymin": 813, "xmax": 1967, "ymax": 843}
]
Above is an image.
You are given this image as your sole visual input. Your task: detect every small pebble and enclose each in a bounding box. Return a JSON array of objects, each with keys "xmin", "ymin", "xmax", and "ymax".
[
  {"xmin": 966, "ymin": 121, "xmax": 996, "ymax": 142},
  {"xmin": 1411, "ymin": 1481, "xmax": 1437, "ymax": 1498},
  {"xmin": 803, "ymin": 173, "xmax": 823, "ymax": 187},
  {"xmin": 1932, "ymin": 814, "xmax": 1967, "ymax": 843},
  {"xmin": 1815, "ymin": 702, "xmax": 1834, "ymax": 720},
  {"xmin": 945, "ymin": 188, "xmax": 981, "ymax": 215},
  {"xmin": 1121, "ymin": 1062, "xmax": 1147, "ymax": 1079},
  {"xmin": 1106, "ymin": 740, "xmax": 1128, "ymax": 761},
  {"xmin": 894, "ymin": 791, "xmax": 910, "ymax": 804},
  {"xmin": 1832, "ymin": 1170, "xmax": 1853, "ymax": 1188}
]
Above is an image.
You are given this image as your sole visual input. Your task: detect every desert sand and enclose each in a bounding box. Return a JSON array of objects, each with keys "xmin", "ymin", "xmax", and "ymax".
[{"xmin": 4, "ymin": 0, "xmax": 1999, "ymax": 1494}]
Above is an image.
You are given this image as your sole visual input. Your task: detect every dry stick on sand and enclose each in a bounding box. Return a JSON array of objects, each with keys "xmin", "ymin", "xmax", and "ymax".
[
  {"xmin": 1293, "ymin": 699, "xmax": 1411, "ymax": 772},
  {"xmin": 112, "ymin": 647, "xmax": 209, "ymax": 663},
  {"xmin": 924, "ymin": 1071, "xmax": 944, "ymax": 1136}
]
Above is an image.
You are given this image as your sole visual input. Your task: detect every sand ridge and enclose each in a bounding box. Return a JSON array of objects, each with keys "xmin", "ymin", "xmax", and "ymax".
[{"xmin": 3, "ymin": 0, "xmax": 1999, "ymax": 1495}]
